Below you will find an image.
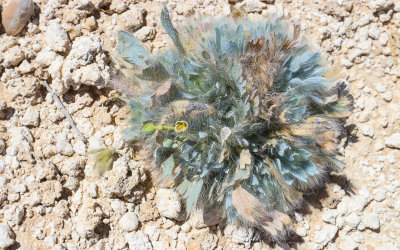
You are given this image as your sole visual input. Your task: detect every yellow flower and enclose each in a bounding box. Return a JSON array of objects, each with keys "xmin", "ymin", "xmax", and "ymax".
[{"xmin": 175, "ymin": 121, "xmax": 188, "ymax": 133}]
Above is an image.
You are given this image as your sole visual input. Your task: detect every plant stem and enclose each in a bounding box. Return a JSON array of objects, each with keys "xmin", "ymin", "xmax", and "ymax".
[{"xmin": 41, "ymin": 81, "xmax": 86, "ymax": 142}]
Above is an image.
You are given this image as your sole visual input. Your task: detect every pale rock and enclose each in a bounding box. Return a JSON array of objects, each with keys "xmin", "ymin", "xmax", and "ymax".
[
  {"xmin": 35, "ymin": 50, "xmax": 57, "ymax": 67},
  {"xmin": 356, "ymin": 40, "xmax": 372, "ymax": 54},
  {"xmin": 87, "ymin": 183, "xmax": 98, "ymax": 198},
  {"xmin": 2, "ymin": 46, "xmax": 25, "ymax": 67},
  {"xmin": 385, "ymin": 133, "xmax": 400, "ymax": 149},
  {"xmin": 345, "ymin": 213, "xmax": 360, "ymax": 229},
  {"xmin": 125, "ymin": 231, "xmax": 153, "ymax": 250},
  {"xmin": 232, "ymin": 226, "xmax": 255, "ymax": 249},
  {"xmin": 33, "ymin": 229, "xmax": 45, "ymax": 240},
  {"xmin": 237, "ymin": 0, "xmax": 267, "ymax": 13},
  {"xmin": 348, "ymin": 48, "xmax": 363, "ymax": 62},
  {"xmin": 48, "ymin": 56, "xmax": 64, "ymax": 78},
  {"xmin": 62, "ymin": 35, "xmax": 110, "ymax": 94},
  {"xmin": 44, "ymin": 235, "xmax": 57, "ymax": 247},
  {"xmin": 110, "ymin": 0, "xmax": 128, "ymax": 13},
  {"xmin": 368, "ymin": 23, "xmax": 380, "ymax": 39},
  {"xmin": 23, "ymin": 191, "xmax": 41, "ymax": 206},
  {"xmin": 339, "ymin": 236, "xmax": 359, "ymax": 250},
  {"xmin": 336, "ymin": 216, "xmax": 345, "ymax": 229},
  {"xmin": 333, "ymin": 38, "xmax": 343, "ymax": 48},
  {"xmin": 322, "ymin": 209, "xmax": 336, "ymax": 224},
  {"xmin": 5, "ymin": 156, "xmax": 20, "ymax": 169},
  {"xmin": 60, "ymin": 157, "xmax": 85, "ymax": 177},
  {"xmin": 65, "ymin": 177, "xmax": 80, "ymax": 191},
  {"xmin": 361, "ymin": 125, "xmax": 374, "ymax": 138},
  {"xmin": 296, "ymin": 227, "xmax": 308, "ymax": 237},
  {"xmin": 55, "ymin": 132, "xmax": 74, "ymax": 156},
  {"xmin": 50, "ymin": 78, "xmax": 69, "ymax": 95},
  {"xmin": 386, "ymin": 153, "xmax": 396, "ymax": 164},
  {"xmin": 19, "ymin": 60, "xmax": 33, "ymax": 73},
  {"xmin": 0, "ymin": 139, "xmax": 4, "ymax": 155},
  {"xmin": 356, "ymin": 95, "xmax": 365, "ymax": 110},
  {"xmin": 374, "ymin": 141, "xmax": 385, "ymax": 151},
  {"xmin": 119, "ymin": 212, "xmax": 139, "ymax": 232},
  {"xmin": 379, "ymin": 9, "xmax": 393, "ymax": 22},
  {"xmin": 372, "ymin": 188, "xmax": 386, "ymax": 201},
  {"xmin": 0, "ymin": 177, "xmax": 9, "ymax": 189},
  {"xmin": 381, "ymin": 91, "xmax": 393, "ymax": 101},
  {"xmin": 0, "ymin": 160, "xmax": 5, "ymax": 173},
  {"xmin": 76, "ymin": 118, "xmax": 94, "ymax": 138},
  {"xmin": 66, "ymin": 243, "xmax": 78, "ymax": 250},
  {"xmin": 0, "ymin": 99, "xmax": 7, "ymax": 120},
  {"xmin": 20, "ymin": 106, "xmax": 40, "ymax": 127},
  {"xmin": 91, "ymin": 0, "xmax": 111, "ymax": 9},
  {"xmin": 155, "ymin": 188, "xmax": 181, "ymax": 220},
  {"xmin": 0, "ymin": 224, "xmax": 16, "ymax": 249},
  {"xmin": 369, "ymin": 0, "xmax": 394, "ymax": 13},
  {"xmin": 43, "ymin": 6, "xmax": 55, "ymax": 19},
  {"xmin": 45, "ymin": 21, "xmax": 71, "ymax": 52},
  {"xmin": 152, "ymin": 241, "xmax": 169, "ymax": 249},
  {"xmin": 32, "ymin": 43, "xmax": 41, "ymax": 52},
  {"xmin": 313, "ymin": 225, "xmax": 338, "ymax": 246},
  {"xmin": 143, "ymin": 224, "xmax": 160, "ymax": 242},
  {"xmin": 111, "ymin": 200, "xmax": 127, "ymax": 215},
  {"xmin": 135, "ymin": 27, "xmax": 156, "ymax": 42},
  {"xmin": 1, "ymin": 0, "xmax": 35, "ymax": 36},
  {"xmin": 35, "ymin": 181, "xmax": 63, "ymax": 206},
  {"xmin": 379, "ymin": 32, "xmax": 389, "ymax": 46},
  {"xmin": 180, "ymin": 222, "xmax": 191, "ymax": 233},
  {"xmin": 319, "ymin": 27, "xmax": 331, "ymax": 39},
  {"xmin": 54, "ymin": 200, "xmax": 70, "ymax": 218},
  {"xmin": 363, "ymin": 213, "xmax": 380, "ymax": 230},
  {"xmin": 11, "ymin": 184, "xmax": 27, "ymax": 194},
  {"xmin": 391, "ymin": 65, "xmax": 400, "ymax": 77},
  {"xmin": 7, "ymin": 193, "xmax": 20, "ymax": 202},
  {"xmin": 6, "ymin": 146, "xmax": 18, "ymax": 156},
  {"xmin": 117, "ymin": 7, "xmax": 145, "ymax": 31},
  {"xmin": 100, "ymin": 157, "xmax": 146, "ymax": 198},
  {"xmin": 87, "ymin": 136, "xmax": 105, "ymax": 151},
  {"xmin": 376, "ymin": 83, "xmax": 386, "ymax": 93},
  {"xmin": 73, "ymin": 140, "xmax": 87, "ymax": 155},
  {"xmin": 4, "ymin": 204, "xmax": 25, "ymax": 226},
  {"xmin": 75, "ymin": 198, "xmax": 103, "ymax": 238}
]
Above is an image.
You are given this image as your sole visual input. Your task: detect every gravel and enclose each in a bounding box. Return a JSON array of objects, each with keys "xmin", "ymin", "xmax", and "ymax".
[
  {"xmin": 0, "ymin": 224, "xmax": 16, "ymax": 249},
  {"xmin": 155, "ymin": 188, "xmax": 182, "ymax": 220},
  {"xmin": 385, "ymin": 133, "xmax": 400, "ymax": 149},
  {"xmin": 119, "ymin": 212, "xmax": 140, "ymax": 232},
  {"xmin": 363, "ymin": 213, "xmax": 380, "ymax": 230}
]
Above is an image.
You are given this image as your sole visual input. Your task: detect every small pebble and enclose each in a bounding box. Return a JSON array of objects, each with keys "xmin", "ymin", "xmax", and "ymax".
[
  {"xmin": 119, "ymin": 212, "xmax": 140, "ymax": 232},
  {"xmin": 1, "ymin": 0, "xmax": 35, "ymax": 36}
]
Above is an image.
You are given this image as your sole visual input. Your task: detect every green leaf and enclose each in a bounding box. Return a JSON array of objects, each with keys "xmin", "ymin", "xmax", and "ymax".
[
  {"xmin": 186, "ymin": 179, "xmax": 203, "ymax": 211},
  {"xmin": 161, "ymin": 7, "xmax": 185, "ymax": 54},
  {"xmin": 136, "ymin": 61, "xmax": 170, "ymax": 82},
  {"xmin": 142, "ymin": 123, "xmax": 157, "ymax": 135},
  {"xmin": 220, "ymin": 127, "xmax": 232, "ymax": 145},
  {"xmin": 161, "ymin": 155, "xmax": 175, "ymax": 180},
  {"xmin": 117, "ymin": 31, "xmax": 149, "ymax": 68},
  {"xmin": 177, "ymin": 178, "xmax": 191, "ymax": 195},
  {"xmin": 88, "ymin": 148, "xmax": 116, "ymax": 174},
  {"xmin": 163, "ymin": 139, "xmax": 174, "ymax": 148},
  {"xmin": 233, "ymin": 165, "xmax": 250, "ymax": 182}
]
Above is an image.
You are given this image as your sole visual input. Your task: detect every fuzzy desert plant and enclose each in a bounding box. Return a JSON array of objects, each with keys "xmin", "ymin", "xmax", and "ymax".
[{"xmin": 110, "ymin": 7, "xmax": 352, "ymax": 240}]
